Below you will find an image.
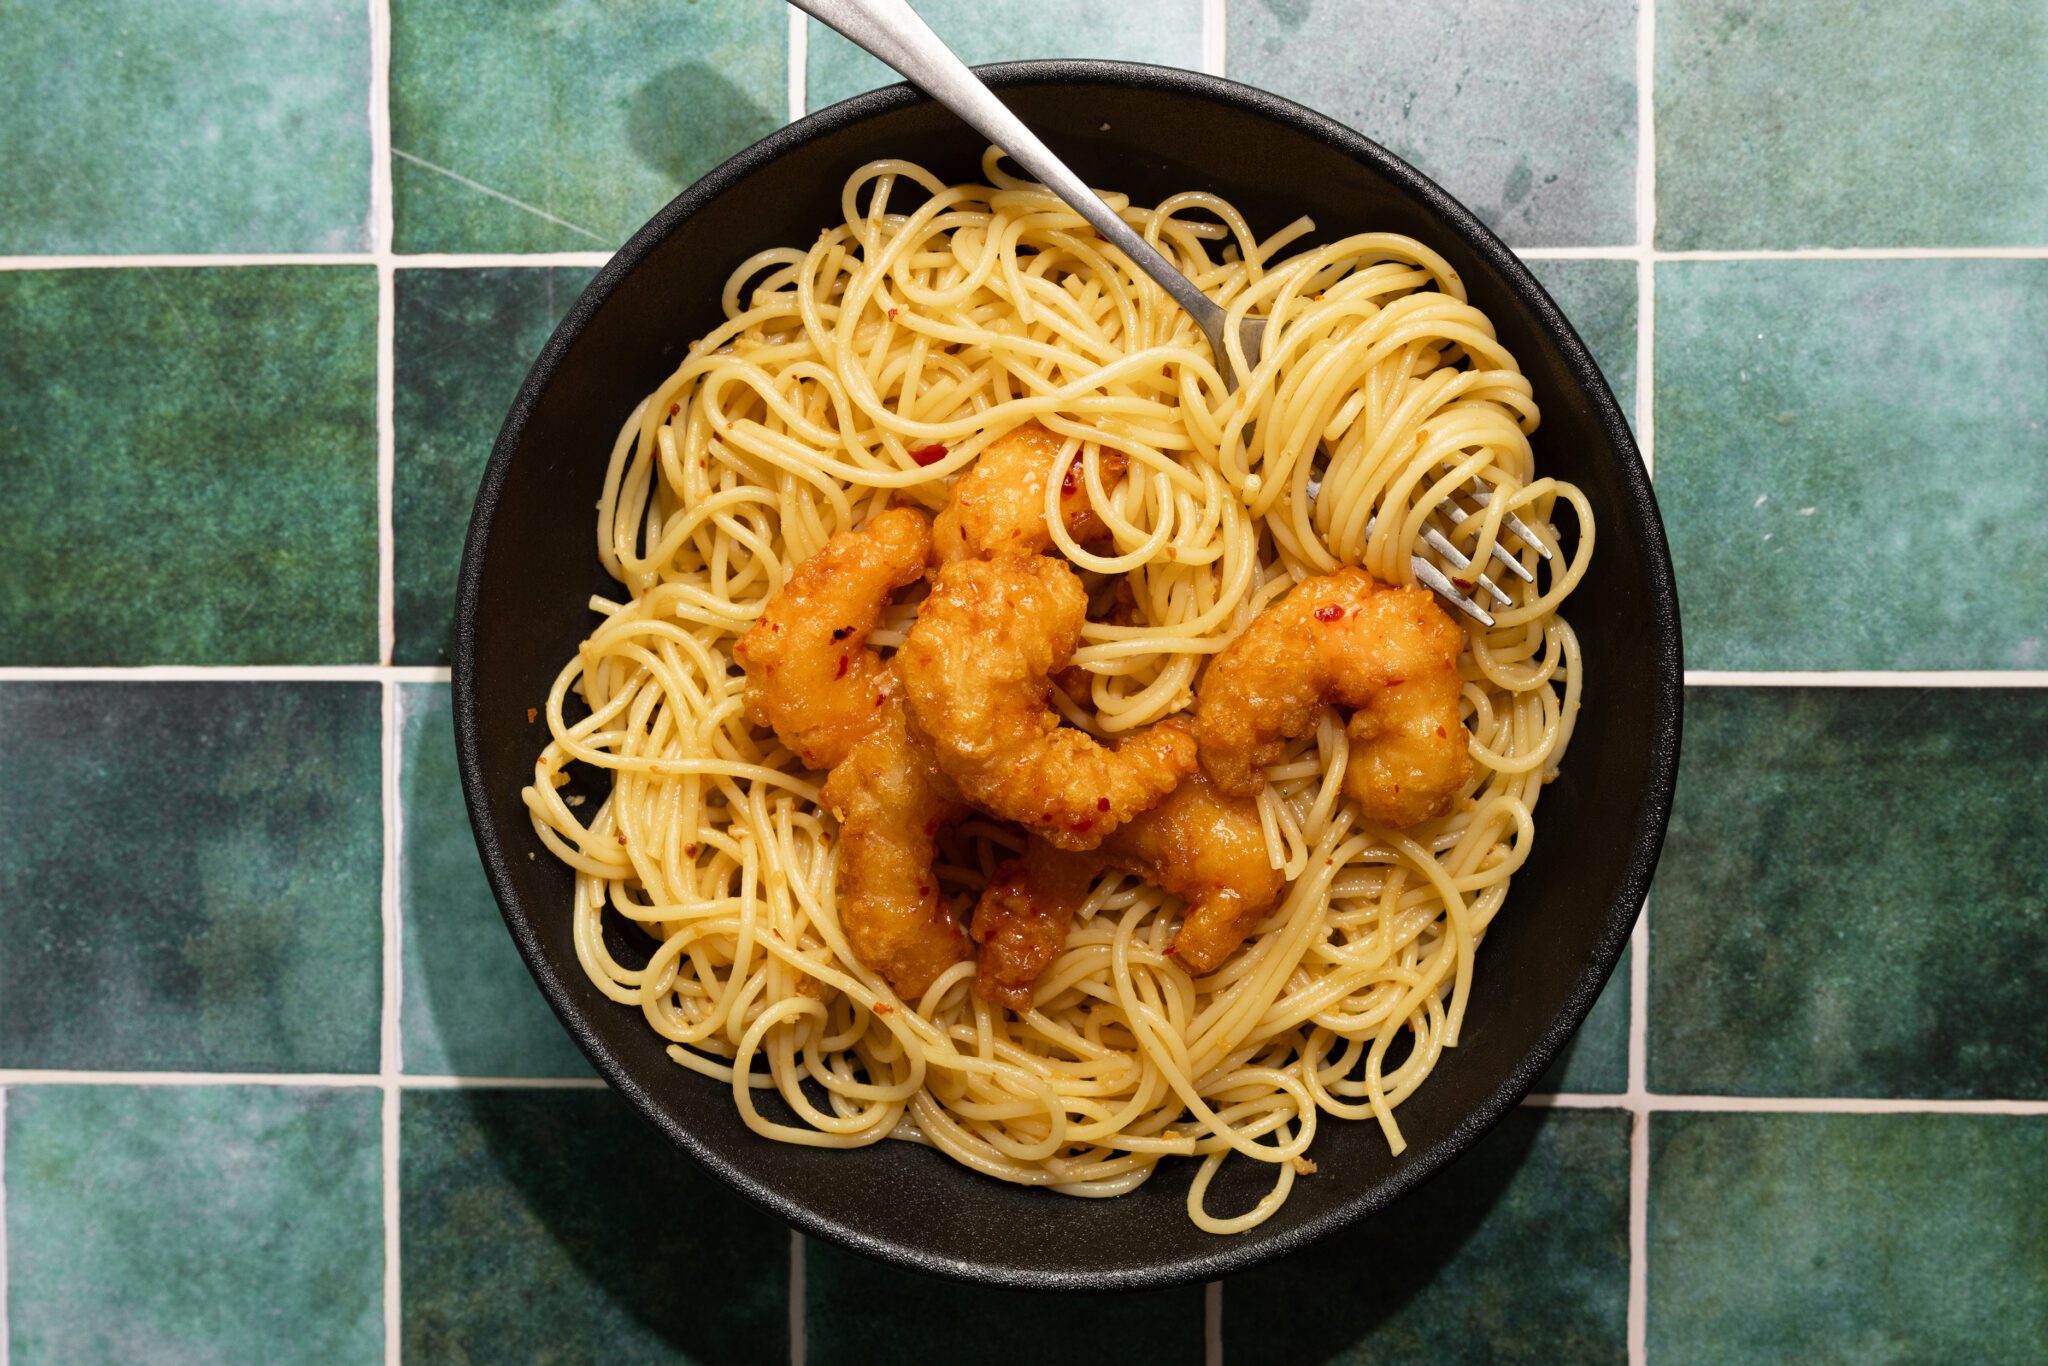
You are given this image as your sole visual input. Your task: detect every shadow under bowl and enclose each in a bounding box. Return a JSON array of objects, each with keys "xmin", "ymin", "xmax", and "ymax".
[{"xmin": 454, "ymin": 60, "xmax": 1681, "ymax": 1292}]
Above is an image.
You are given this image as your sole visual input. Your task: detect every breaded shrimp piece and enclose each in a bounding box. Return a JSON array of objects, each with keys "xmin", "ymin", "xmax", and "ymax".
[
  {"xmin": 932, "ymin": 423, "xmax": 1129, "ymax": 563},
  {"xmin": 1105, "ymin": 772, "xmax": 1285, "ymax": 974},
  {"xmin": 967, "ymin": 771, "xmax": 1284, "ymax": 1006},
  {"xmin": 733, "ymin": 508, "xmax": 930, "ymax": 771},
  {"xmin": 971, "ymin": 839, "xmax": 1099, "ymax": 1009},
  {"xmin": 899, "ymin": 554, "xmax": 1198, "ymax": 851},
  {"xmin": 818, "ymin": 695, "xmax": 971, "ymax": 1000},
  {"xmin": 1195, "ymin": 568, "xmax": 1471, "ymax": 828}
]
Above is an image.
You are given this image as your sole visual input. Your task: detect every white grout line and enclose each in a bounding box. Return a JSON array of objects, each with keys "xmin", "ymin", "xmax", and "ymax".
[
  {"xmin": 398, "ymin": 1075, "xmax": 609, "ymax": 1090},
  {"xmin": 0, "ymin": 1087, "xmax": 9, "ymax": 1366},
  {"xmin": 1202, "ymin": 0, "xmax": 1228, "ymax": 76},
  {"xmin": 381, "ymin": 681, "xmax": 404, "ymax": 1366},
  {"xmin": 788, "ymin": 1233, "xmax": 807, "ymax": 1366},
  {"xmin": 788, "ymin": 6, "xmax": 808, "ymax": 123},
  {"xmin": 0, "ymin": 666, "xmax": 451, "ymax": 683},
  {"xmin": 1687, "ymin": 670, "xmax": 2048, "ymax": 688},
  {"xmin": 1628, "ymin": 4, "xmax": 1657, "ymax": 1356},
  {"xmin": 391, "ymin": 251, "xmax": 614, "ymax": 269},
  {"xmin": 1659, "ymin": 245, "xmax": 2048, "ymax": 261},
  {"xmin": 0, "ymin": 254, "xmax": 377, "ymax": 270},
  {"xmin": 1204, "ymin": 1280, "xmax": 1223, "ymax": 1365},
  {"xmin": 378, "ymin": 259, "xmax": 396, "ymax": 666},
  {"xmin": 1637, "ymin": 1095, "xmax": 2048, "ymax": 1115}
]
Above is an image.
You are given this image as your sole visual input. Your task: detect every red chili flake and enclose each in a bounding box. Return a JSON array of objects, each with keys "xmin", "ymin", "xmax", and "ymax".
[
  {"xmin": 668, "ymin": 402, "xmax": 680, "ymax": 416},
  {"xmin": 873, "ymin": 1002, "xmax": 894, "ymax": 1015},
  {"xmin": 1387, "ymin": 676, "xmax": 1405, "ymax": 687},
  {"xmin": 1451, "ymin": 577, "xmax": 1475, "ymax": 593},
  {"xmin": 1313, "ymin": 604, "xmax": 1345, "ymax": 623},
  {"xmin": 1096, "ymin": 797, "xmax": 1110, "ymax": 812},
  {"xmin": 874, "ymin": 694, "xmax": 887, "ymax": 708},
  {"xmin": 888, "ymin": 308, "xmax": 899, "ymax": 320},
  {"xmin": 1070, "ymin": 817, "xmax": 1094, "ymax": 833},
  {"xmin": 616, "ymin": 834, "xmax": 627, "ymax": 845},
  {"xmin": 1162, "ymin": 943, "xmax": 1178, "ymax": 957},
  {"xmin": 1436, "ymin": 726, "xmax": 1447, "ymax": 738},
  {"xmin": 908, "ymin": 443, "xmax": 948, "ymax": 467},
  {"xmin": 525, "ymin": 707, "xmax": 537, "ymax": 724},
  {"xmin": 917, "ymin": 884, "xmax": 932, "ymax": 898},
  {"xmin": 684, "ymin": 843, "xmax": 699, "ymax": 857},
  {"xmin": 834, "ymin": 655, "xmax": 849, "ymax": 679},
  {"xmin": 830, "ymin": 626, "xmax": 853, "ymax": 641},
  {"xmin": 1060, "ymin": 464, "xmax": 1080, "ymax": 496}
]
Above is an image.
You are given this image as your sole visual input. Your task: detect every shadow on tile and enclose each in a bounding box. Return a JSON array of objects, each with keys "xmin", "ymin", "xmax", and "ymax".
[
  {"xmin": 403, "ymin": 1087, "xmax": 788, "ymax": 1365},
  {"xmin": 1225, "ymin": 1108, "xmax": 1631, "ymax": 1363}
]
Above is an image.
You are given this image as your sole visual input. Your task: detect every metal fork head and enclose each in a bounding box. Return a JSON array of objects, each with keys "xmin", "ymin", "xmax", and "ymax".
[{"xmin": 1332, "ymin": 464, "xmax": 1555, "ymax": 627}]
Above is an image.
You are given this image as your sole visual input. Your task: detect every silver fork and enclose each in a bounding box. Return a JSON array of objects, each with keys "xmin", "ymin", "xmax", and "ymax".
[{"xmin": 789, "ymin": 0, "xmax": 1529, "ymax": 624}]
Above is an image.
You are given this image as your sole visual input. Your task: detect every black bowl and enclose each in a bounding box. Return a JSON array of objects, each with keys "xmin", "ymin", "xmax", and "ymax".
[{"xmin": 454, "ymin": 60, "xmax": 1681, "ymax": 1292}]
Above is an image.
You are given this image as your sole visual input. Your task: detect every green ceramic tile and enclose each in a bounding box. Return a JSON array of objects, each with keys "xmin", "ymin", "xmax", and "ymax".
[
  {"xmin": 806, "ymin": 1239, "xmax": 1202, "ymax": 1364},
  {"xmin": 401, "ymin": 1088, "xmax": 789, "ymax": 1363},
  {"xmin": 806, "ymin": 1, "xmax": 1202, "ymax": 111},
  {"xmin": 1533, "ymin": 952, "xmax": 1630, "ymax": 1095},
  {"xmin": 0, "ymin": 682, "xmax": 383, "ymax": 1073},
  {"xmin": 1657, "ymin": 260, "xmax": 2048, "ymax": 671},
  {"xmin": 1649, "ymin": 1112, "xmax": 2048, "ymax": 1361},
  {"xmin": 6, "ymin": 1085, "xmax": 383, "ymax": 1364},
  {"xmin": 1652, "ymin": 688, "xmax": 2048, "ymax": 1099},
  {"xmin": 1656, "ymin": 1, "xmax": 2048, "ymax": 249},
  {"xmin": 401, "ymin": 684, "xmax": 591, "ymax": 1077},
  {"xmin": 1228, "ymin": 0, "xmax": 1637, "ymax": 246},
  {"xmin": 393, "ymin": 266, "xmax": 592, "ymax": 664},
  {"xmin": 0, "ymin": 0, "xmax": 370, "ymax": 253},
  {"xmin": 0, "ymin": 268, "xmax": 377, "ymax": 665},
  {"xmin": 1225, "ymin": 1108, "xmax": 1630, "ymax": 1363},
  {"xmin": 1525, "ymin": 257, "xmax": 1638, "ymax": 423},
  {"xmin": 390, "ymin": 0, "xmax": 785, "ymax": 252}
]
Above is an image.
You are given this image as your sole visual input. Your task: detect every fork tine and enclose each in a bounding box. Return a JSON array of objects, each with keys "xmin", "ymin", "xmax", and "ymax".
[
  {"xmin": 1411, "ymin": 556, "xmax": 1495, "ymax": 626},
  {"xmin": 1438, "ymin": 501, "xmax": 1537, "ymax": 583},
  {"xmin": 1462, "ymin": 489, "xmax": 1553, "ymax": 561},
  {"xmin": 1419, "ymin": 528, "xmax": 1514, "ymax": 607}
]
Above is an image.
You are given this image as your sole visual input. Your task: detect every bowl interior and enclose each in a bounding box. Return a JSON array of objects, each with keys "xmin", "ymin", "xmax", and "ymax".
[{"xmin": 455, "ymin": 63, "xmax": 1679, "ymax": 1291}]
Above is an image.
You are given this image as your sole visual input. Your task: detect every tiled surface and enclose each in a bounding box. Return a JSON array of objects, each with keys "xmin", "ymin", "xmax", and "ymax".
[
  {"xmin": 390, "ymin": 0, "xmax": 785, "ymax": 252},
  {"xmin": 807, "ymin": 1, "xmax": 1203, "ymax": 112},
  {"xmin": 393, "ymin": 267, "xmax": 594, "ymax": 664},
  {"xmin": 1656, "ymin": 1, "xmax": 2048, "ymax": 249},
  {"xmin": 1650, "ymin": 1113, "xmax": 2048, "ymax": 1361},
  {"xmin": 401, "ymin": 1088, "xmax": 789, "ymax": 1364},
  {"xmin": 807, "ymin": 1241, "xmax": 1204, "ymax": 1364},
  {"xmin": 1654, "ymin": 688, "xmax": 2048, "ymax": 1099},
  {"xmin": 1225, "ymin": 1109, "xmax": 1632, "ymax": 1363},
  {"xmin": 0, "ymin": 0, "xmax": 372, "ymax": 254},
  {"xmin": 7, "ymin": 3, "xmax": 2048, "ymax": 1363},
  {"xmin": 1227, "ymin": 0, "xmax": 1638, "ymax": 246},
  {"xmin": 0, "ymin": 268, "xmax": 379, "ymax": 665},
  {"xmin": 7, "ymin": 1085, "xmax": 384, "ymax": 1363},
  {"xmin": 1657, "ymin": 259, "xmax": 2048, "ymax": 672},
  {"xmin": 0, "ymin": 682, "xmax": 384, "ymax": 1074},
  {"xmin": 400, "ymin": 684, "xmax": 591, "ymax": 1077}
]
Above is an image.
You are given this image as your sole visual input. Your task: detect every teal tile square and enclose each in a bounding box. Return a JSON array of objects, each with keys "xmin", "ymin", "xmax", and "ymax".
[
  {"xmin": 806, "ymin": 1239, "xmax": 1202, "ymax": 1364},
  {"xmin": 401, "ymin": 1088, "xmax": 789, "ymax": 1364},
  {"xmin": 0, "ymin": 268, "xmax": 378, "ymax": 665},
  {"xmin": 0, "ymin": 0, "xmax": 371, "ymax": 253},
  {"xmin": 1656, "ymin": 259, "xmax": 2048, "ymax": 671},
  {"xmin": 1652, "ymin": 688, "xmax": 2048, "ymax": 1099},
  {"xmin": 401, "ymin": 684, "xmax": 591, "ymax": 1077},
  {"xmin": 1649, "ymin": 1112, "xmax": 2048, "ymax": 1362},
  {"xmin": 6, "ymin": 1085, "xmax": 384, "ymax": 1364},
  {"xmin": 1533, "ymin": 952, "xmax": 1630, "ymax": 1095},
  {"xmin": 1525, "ymin": 257, "xmax": 1638, "ymax": 423},
  {"xmin": 1657, "ymin": 2, "xmax": 2048, "ymax": 249},
  {"xmin": 0, "ymin": 683, "xmax": 383, "ymax": 1074},
  {"xmin": 1228, "ymin": 0, "xmax": 1637, "ymax": 246},
  {"xmin": 390, "ymin": 0, "xmax": 786, "ymax": 252},
  {"xmin": 394, "ymin": 267, "xmax": 592, "ymax": 665},
  {"xmin": 806, "ymin": 2, "xmax": 1202, "ymax": 111},
  {"xmin": 1224, "ymin": 1108, "xmax": 1630, "ymax": 1363}
]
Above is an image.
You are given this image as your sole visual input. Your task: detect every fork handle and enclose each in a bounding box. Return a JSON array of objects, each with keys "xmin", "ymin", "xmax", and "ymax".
[{"xmin": 788, "ymin": 0, "xmax": 1223, "ymax": 331}]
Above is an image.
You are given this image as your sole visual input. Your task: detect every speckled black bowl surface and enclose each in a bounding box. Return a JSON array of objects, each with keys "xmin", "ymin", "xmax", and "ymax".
[{"xmin": 454, "ymin": 60, "xmax": 1680, "ymax": 1292}]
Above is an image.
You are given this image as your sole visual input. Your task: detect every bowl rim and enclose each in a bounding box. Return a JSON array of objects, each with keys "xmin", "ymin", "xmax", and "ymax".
[{"xmin": 453, "ymin": 57, "xmax": 1682, "ymax": 1292}]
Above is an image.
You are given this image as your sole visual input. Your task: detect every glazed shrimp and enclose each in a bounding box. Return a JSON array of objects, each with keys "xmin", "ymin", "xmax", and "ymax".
[
  {"xmin": 932, "ymin": 423, "xmax": 1128, "ymax": 563},
  {"xmin": 970, "ymin": 770, "xmax": 1285, "ymax": 1006},
  {"xmin": 1196, "ymin": 568, "xmax": 1471, "ymax": 828},
  {"xmin": 733, "ymin": 507, "xmax": 929, "ymax": 771},
  {"xmin": 818, "ymin": 693, "xmax": 972, "ymax": 1000},
  {"xmin": 899, "ymin": 554, "xmax": 1198, "ymax": 850}
]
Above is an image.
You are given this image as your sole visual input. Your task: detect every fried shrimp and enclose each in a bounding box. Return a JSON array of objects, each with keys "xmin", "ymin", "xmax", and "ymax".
[
  {"xmin": 1196, "ymin": 568, "xmax": 1472, "ymax": 828},
  {"xmin": 818, "ymin": 695, "xmax": 972, "ymax": 1000},
  {"xmin": 732, "ymin": 507, "xmax": 930, "ymax": 771},
  {"xmin": 899, "ymin": 553, "xmax": 1198, "ymax": 850},
  {"xmin": 932, "ymin": 423, "xmax": 1129, "ymax": 563},
  {"xmin": 970, "ymin": 770, "xmax": 1284, "ymax": 1006}
]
